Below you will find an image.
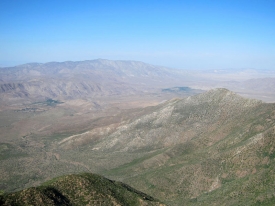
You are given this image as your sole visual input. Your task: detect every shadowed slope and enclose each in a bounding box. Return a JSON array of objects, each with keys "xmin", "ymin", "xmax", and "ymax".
[{"xmin": 0, "ymin": 173, "xmax": 165, "ymax": 206}]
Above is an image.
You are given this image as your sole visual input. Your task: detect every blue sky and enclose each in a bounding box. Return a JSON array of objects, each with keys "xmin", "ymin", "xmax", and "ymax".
[{"xmin": 0, "ymin": 0, "xmax": 274, "ymax": 70}]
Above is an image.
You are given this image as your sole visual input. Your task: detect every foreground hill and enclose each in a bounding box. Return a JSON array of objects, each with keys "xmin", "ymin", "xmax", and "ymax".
[{"xmin": 0, "ymin": 173, "xmax": 164, "ymax": 206}]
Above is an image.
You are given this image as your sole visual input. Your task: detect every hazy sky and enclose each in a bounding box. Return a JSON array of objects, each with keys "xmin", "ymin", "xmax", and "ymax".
[{"xmin": 0, "ymin": 0, "xmax": 274, "ymax": 70}]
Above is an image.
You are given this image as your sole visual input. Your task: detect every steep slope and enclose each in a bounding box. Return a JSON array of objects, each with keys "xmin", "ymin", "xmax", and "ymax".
[
  {"xmin": 84, "ymin": 88, "xmax": 275, "ymax": 205},
  {"xmin": 0, "ymin": 173, "xmax": 165, "ymax": 206},
  {"xmin": 83, "ymin": 88, "xmax": 262, "ymax": 152}
]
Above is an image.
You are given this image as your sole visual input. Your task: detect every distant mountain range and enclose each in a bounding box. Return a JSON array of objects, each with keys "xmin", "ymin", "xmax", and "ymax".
[
  {"xmin": 1, "ymin": 59, "xmax": 275, "ymax": 104},
  {"xmin": 0, "ymin": 59, "xmax": 195, "ymax": 104}
]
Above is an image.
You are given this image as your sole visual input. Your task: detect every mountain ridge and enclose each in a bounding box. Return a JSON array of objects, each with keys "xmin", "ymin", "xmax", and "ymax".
[
  {"xmin": 76, "ymin": 88, "xmax": 262, "ymax": 152},
  {"xmin": 0, "ymin": 173, "xmax": 165, "ymax": 206},
  {"xmin": 0, "ymin": 59, "xmax": 197, "ymax": 105},
  {"xmin": 96, "ymin": 89, "xmax": 275, "ymax": 205},
  {"xmin": 1, "ymin": 85, "xmax": 275, "ymax": 205}
]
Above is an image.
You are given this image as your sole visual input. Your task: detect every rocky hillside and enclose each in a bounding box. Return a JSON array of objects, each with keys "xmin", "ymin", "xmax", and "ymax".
[
  {"xmin": 94, "ymin": 89, "xmax": 275, "ymax": 205},
  {"xmin": 0, "ymin": 173, "xmax": 165, "ymax": 206},
  {"xmin": 51, "ymin": 88, "xmax": 275, "ymax": 205},
  {"xmin": 1, "ymin": 88, "xmax": 275, "ymax": 205},
  {"xmin": 60, "ymin": 88, "xmax": 262, "ymax": 152}
]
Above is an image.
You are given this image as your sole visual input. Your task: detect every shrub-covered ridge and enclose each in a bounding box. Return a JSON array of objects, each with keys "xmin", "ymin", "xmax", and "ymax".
[{"xmin": 0, "ymin": 173, "xmax": 165, "ymax": 206}]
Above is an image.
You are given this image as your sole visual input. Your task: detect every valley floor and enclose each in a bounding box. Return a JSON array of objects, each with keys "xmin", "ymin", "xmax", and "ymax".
[{"xmin": 1, "ymin": 89, "xmax": 275, "ymax": 205}]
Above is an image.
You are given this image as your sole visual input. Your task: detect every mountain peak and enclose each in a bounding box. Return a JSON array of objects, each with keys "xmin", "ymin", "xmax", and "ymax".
[{"xmin": 183, "ymin": 88, "xmax": 261, "ymax": 107}]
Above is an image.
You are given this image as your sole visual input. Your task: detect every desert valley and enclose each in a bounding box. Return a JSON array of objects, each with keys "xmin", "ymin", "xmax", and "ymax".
[{"xmin": 1, "ymin": 59, "xmax": 275, "ymax": 205}]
